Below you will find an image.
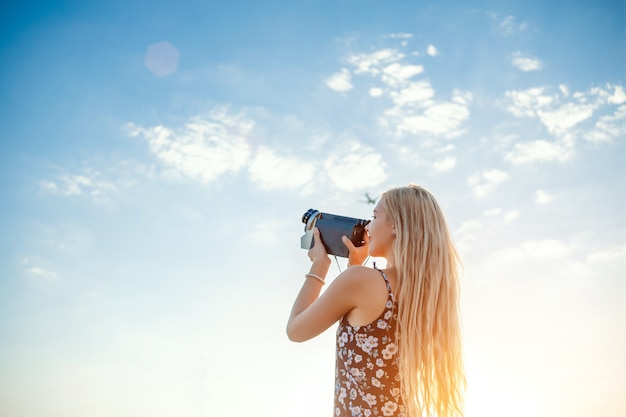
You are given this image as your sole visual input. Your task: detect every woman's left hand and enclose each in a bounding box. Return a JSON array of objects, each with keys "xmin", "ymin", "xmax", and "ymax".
[
  {"xmin": 342, "ymin": 231, "xmax": 370, "ymax": 267},
  {"xmin": 307, "ymin": 227, "xmax": 330, "ymax": 264}
]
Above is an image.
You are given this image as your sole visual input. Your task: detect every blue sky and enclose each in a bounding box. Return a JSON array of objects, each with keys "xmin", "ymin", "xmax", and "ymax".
[{"xmin": 1, "ymin": 1, "xmax": 624, "ymax": 416}]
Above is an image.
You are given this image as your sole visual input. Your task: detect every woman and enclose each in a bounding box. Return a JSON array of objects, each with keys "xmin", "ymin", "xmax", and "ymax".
[{"xmin": 287, "ymin": 184, "xmax": 464, "ymax": 417}]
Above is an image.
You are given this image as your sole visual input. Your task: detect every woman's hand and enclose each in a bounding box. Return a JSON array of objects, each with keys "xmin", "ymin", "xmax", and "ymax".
[
  {"xmin": 342, "ymin": 231, "xmax": 370, "ymax": 267},
  {"xmin": 307, "ymin": 227, "xmax": 330, "ymax": 265}
]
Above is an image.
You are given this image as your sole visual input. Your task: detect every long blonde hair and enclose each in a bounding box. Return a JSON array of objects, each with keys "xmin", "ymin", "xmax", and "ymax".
[{"xmin": 381, "ymin": 184, "xmax": 464, "ymax": 417}]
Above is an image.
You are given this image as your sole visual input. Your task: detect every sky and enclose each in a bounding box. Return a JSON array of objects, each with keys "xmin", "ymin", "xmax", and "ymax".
[{"xmin": 0, "ymin": 0, "xmax": 624, "ymax": 416}]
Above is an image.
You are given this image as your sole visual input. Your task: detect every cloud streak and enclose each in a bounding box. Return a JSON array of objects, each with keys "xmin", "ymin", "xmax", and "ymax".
[
  {"xmin": 505, "ymin": 139, "xmax": 572, "ymax": 165},
  {"xmin": 502, "ymin": 84, "xmax": 626, "ymax": 164},
  {"xmin": 324, "ymin": 140, "xmax": 387, "ymax": 191},
  {"xmin": 333, "ymin": 45, "xmax": 473, "ymax": 142},
  {"xmin": 325, "ymin": 68, "xmax": 353, "ymax": 92},
  {"xmin": 248, "ymin": 147, "xmax": 315, "ymax": 190},
  {"xmin": 127, "ymin": 109, "xmax": 253, "ymax": 183},
  {"xmin": 127, "ymin": 108, "xmax": 388, "ymax": 194},
  {"xmin": 491, "ymin": 14, "xmax": 530, "ymax": 36},
  {"xmin": 511, "ymin": 51, "xmax": 542, "ymax": 72},
  {"xmin": 40, "ymin": 171, "xmax": 117, "ymax": 200},
  {"xmin": 468, "ymin": 169, "xmax": 509, "ymax": 197}
]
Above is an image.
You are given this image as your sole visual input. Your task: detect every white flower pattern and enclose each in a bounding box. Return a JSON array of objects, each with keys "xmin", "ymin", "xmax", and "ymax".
[{"xmin": 334, "ymin": 269, "xmax": 405, "ymax": 416}]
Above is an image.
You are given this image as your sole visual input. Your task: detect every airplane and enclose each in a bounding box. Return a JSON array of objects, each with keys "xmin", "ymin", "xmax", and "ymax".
[{"xmin": 361, "ymin": 192, "xmax": 377, "ymax": 205}]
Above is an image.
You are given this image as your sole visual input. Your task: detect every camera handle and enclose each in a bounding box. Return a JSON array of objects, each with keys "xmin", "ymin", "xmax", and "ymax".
[
  {"xmin": 334, "ymin": 254, "xmax": 371, "ymax": 273},
  {"xmin": 333, "ymin": 255, "xmax": 342, "ymax": 272}
]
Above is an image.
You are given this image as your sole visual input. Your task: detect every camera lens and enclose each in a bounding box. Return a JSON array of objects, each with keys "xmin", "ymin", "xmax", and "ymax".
[
  {"xmin": 302, "ymin": 209, "xmax": 315, "ymax": 224},
  {"xmin": 302, "ymin": 209, "xmax": 320, "ymax": 231}
]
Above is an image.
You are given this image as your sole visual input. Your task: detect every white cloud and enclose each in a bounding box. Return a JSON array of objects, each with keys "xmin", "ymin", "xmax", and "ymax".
[
  {"xmin": 608, "ymin": 85, "xmax": 626, "ymax": 104},
  {"xmin": 346, "ymin": 49, "xmax": 405, "ymax": 76},
  {"xmin": 456, "ymin": 219, "xmax": 482, "ymax": 235},
  {"xmin": 384, "ymin": 33, "xmax": 413, "ymax": 46},
  {"xmin": 535, "ymin": 190, "xmax": 553, "ymax": 204},
  {"xmin": 381, "ymin": 63, "xmax": 424, "ymax": 87},
  {"xmin": 452, "ymin": 90, "xmax": 472, "ymax": 105},
  {"xmin": 389, "ymin": 80, "xmax": 435, "ymax": 107},
  {"xmin": 127, "ymin": 109, "xmax": 253, "ymax": 183},
  {"xmin": 505, "ymin": 85, "xmax": 622, "ymax": 138},
  {"xmin": 433, "ymin": 156, "xmax": 456, "ymax": 172},
  {"xmin": 505, "ymin": 139, "xmax": 572, "ymax": 165},
  {"xmin": 324, "ymin": 141, "xmax": 387, "ymax": 191},
  {"xmin": 369, "ymin": 87, "xmax": 384, "ymax": 97},
  {"xmin": 493, "ymin": 240, "xmax": 572, "ymax": 269},
  {"xmin": 435, "ymin": 144, "xmax": 456, "ymax": 153},
  {"xmin": 468, "ymin": 169, "xmax": 509, "ymax": 197},
  {"xmin": 325, "ymin": 68, "xmax": 353, "ymax": 92},
  {"xmin": 493, "ymin": 14, "xmax": 529, "ymax": 36},
  {"xmin": 386, "ymin": 32, "xmax": 413, "ymax": 40},
  {"xmin": 468, "ymin": 238, "xmax": 625, "ymax": 304},
  {"xmin": 340, "ymin": 47, "xmax": 472, "ymax": 141},
  {"xmin": 498, "ymin": 15, "xmax": 517, "ymax": 35},
  {"xmin": 488, "ymin": 133, "xmax": 518, "ymax": 152},
  {"xmin": 471, "ymin": 239, "xmax": 572, "ymax": 284},
  {"xmin": 483, "ymin": 208, "xmax": 502, "ymax": 216},
  {"xmin": 481, "ymin": 207, "xmax": 519, "ymax": 222},
  {"xmin": 503, "ymin": 210, "xmax": 520, "ymax": 222},
  {"xmin": 376, "ymin": 79, "xmax": 471, "ymax": 139},
  {"xmin": 248, "ymin": 147, "xmax": 315, "ymax": 190},
  {"xmin": 588, "ymin": 104, "xmax": 626, "ymax": 143},
  {"xmin": 538, "ymin": 101, "xmax": 596, "ymax": 136},
  {"xmin": 454, "ymin": 219, "xmax": 483, "ymax": 249},
  {"xmin": 587, "ymin": 245, "xmax": 626, "ymax": 263},
  {"xmin": 503, "ymin": 84, "xmax": 625, "ymax": 161},
  {"xmin": 304, "ymin": 132, "xmax": 332, "ymax": 151},
  {"xmin": 40, "ymin": 171, "xmax": 117, "ymax": 200},
  {"xmin": 511, "ymin": 51, "xmax": 542, "ymax": 72},
  {"xmin": 26, "ymin": 266, "xmax": 59, "ymax": 280},
  {"xmin": 426, "ymin": 45, "xmax": 438, "ymax": 56},
  {"xmin": 483, "ymin": 169, "xmax": 509, "ymax": 183},
  {"xmin": 505, "ymin": 87, "xmax": 554, "ymax": 117},
  {"xmin": 392, "ymin": 96, "xmax": 471, "ymax": 137},
  {"xmin": 21, "ymin": 258, "xmax": 62, "ymax": 289}
]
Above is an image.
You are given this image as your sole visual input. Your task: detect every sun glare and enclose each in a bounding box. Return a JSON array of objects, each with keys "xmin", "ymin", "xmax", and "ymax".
[{"xmin": 464, "ymin": 363, "xmax": 545, "ymax": 417}]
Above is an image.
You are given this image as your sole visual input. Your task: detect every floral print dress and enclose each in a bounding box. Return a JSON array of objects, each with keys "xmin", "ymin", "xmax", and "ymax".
[{"xmin": 334, "ymin": 268, "xmax": 406, "ymax": 417}]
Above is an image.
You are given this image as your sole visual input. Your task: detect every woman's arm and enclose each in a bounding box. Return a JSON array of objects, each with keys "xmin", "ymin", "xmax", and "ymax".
[
  {"xmin": 286, "ymin": 267, "xmax": 369, "ymax": 342},
  {"xmin": 286, "ymin": 228, "xmax": 370, "ymax": 342}
]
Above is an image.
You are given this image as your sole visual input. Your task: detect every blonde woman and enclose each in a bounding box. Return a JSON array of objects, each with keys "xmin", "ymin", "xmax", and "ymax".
[{"xmin": 287, "ymin": 184, "xmax": 464, "ymax": 417}]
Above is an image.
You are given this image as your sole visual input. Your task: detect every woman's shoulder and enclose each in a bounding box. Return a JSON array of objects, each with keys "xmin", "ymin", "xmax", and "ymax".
[
  {"xmin": 342, "ymin": 265, "xmax": 383, "ymax": 280},
  {"xmin": 336, "ymin": 266, "xmax": 389, "ymax": 292},
  {"xmin": 337, "ymin": 266, "xmax": 394, "ymax": 327},
  {"xmin": 344, "ymin": 265, "xmax": 398, "ymax": 298}
]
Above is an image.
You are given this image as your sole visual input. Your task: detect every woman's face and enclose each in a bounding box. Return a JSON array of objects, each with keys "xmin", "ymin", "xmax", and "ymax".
[{"xmin": 366, "ymin": 201, "xmax": 395, "ymax": 258}]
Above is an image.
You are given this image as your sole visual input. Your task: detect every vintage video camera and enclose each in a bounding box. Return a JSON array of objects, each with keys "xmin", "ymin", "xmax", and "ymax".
[{"xmin": 300, "ymin": 209, "xmax": 370, "ymax": 258}]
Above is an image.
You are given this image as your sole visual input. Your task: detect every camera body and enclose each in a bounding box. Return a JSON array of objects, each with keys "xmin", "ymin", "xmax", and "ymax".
[{"xmin": 301, "ymin": 209, "xmax": 370, "ymax": 258}]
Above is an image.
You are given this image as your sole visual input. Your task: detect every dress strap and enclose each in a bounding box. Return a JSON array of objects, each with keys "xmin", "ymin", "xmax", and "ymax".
[{"xmin": 373, "ymin": 262, "xmax": 394, "ymax": 300}]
